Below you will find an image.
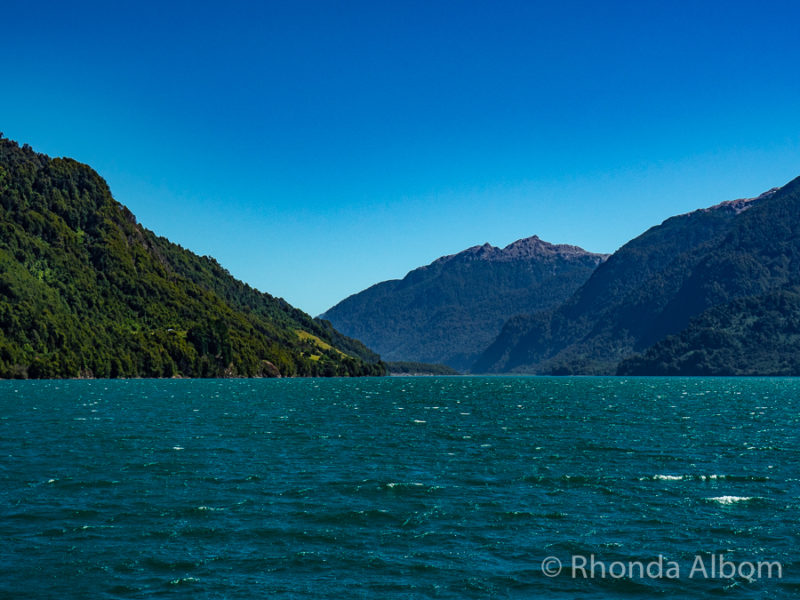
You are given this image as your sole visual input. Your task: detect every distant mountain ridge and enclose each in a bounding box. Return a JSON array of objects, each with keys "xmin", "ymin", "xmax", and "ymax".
[
  {"xmin": 473, "ymin": 177, "xmax": 800, "ymax": 375},
  {"xmin": 321, "ymin": 236, "xmax": 607, "ymax": 370},
  {"xmin": 684, "ymin": 187, "xmax": 778, "ymax": 216}
]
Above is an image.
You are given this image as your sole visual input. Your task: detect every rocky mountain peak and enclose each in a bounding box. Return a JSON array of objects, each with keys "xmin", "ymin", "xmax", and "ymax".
[{"xmin": 436, "ymin": 235, "xmax": 608, "ymax": 265}]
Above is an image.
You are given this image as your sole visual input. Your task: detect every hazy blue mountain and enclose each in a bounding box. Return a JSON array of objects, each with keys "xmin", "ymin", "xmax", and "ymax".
[{"xmin": 321, "ymin": 237, "xmax": 607, "ymax": 370}]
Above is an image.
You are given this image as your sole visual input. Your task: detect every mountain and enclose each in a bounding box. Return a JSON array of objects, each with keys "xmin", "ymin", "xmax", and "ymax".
[
  {"xmin": 473, "ymin": 178, "xmax": 800, "ymax": 375},
  {"xmin": 320, "ymin": 237, "xmax": 608, "ymax": 370},
  {"xmin": 0, "ymin": 135, "xmax": 385, "ymax": 378}
]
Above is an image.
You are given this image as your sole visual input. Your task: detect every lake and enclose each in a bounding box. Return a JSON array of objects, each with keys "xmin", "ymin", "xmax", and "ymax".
[{"xmin": 1, "ymin": 377, "xmax": 798, "ymax": 598}]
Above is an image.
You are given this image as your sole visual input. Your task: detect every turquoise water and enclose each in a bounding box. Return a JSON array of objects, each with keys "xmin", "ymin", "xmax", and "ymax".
[{"xmin": 1, "ymin": 377, "xmax": 798, "ymax": 598}]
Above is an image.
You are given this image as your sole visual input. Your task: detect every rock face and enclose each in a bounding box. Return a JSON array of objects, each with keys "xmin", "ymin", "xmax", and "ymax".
[
  {"xmin": 320, "ymin": 237, "xmax": 608, "ymax": 370},
  {"xmin": 473, "ymin": 177, "xmax": 800, "ymax": 375}
]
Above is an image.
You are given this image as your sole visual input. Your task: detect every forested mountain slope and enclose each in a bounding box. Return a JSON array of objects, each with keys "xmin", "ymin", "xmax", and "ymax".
[{"xmin": 0, "ymin": 136, "xmax": 385, "ymax": 378}]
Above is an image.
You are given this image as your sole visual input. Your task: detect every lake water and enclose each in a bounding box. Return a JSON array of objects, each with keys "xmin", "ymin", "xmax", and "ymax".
[{"xmin": 1, "ymin": 377, "xmax": 798, "ymax": 598}]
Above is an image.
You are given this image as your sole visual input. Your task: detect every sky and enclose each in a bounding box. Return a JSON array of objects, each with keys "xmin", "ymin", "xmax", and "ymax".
[{"xmin": 2, "ymin": 1, "xmax": 800, "ymax": 316}]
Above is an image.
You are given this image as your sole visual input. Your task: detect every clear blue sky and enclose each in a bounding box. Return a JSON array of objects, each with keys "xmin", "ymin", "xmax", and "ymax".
[{"xmin": 3, "ymin": 1, "xmax": 799, "ymax": 315}]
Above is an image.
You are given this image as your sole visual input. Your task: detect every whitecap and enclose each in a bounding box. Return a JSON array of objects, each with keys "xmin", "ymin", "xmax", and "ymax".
[
  {"xmin": 707, "ymin": 496, "xmax": 757, "ymax": 505},
  {"xmin": 653, "ymin": 474, "xmax": 683, "ymax": 481}
]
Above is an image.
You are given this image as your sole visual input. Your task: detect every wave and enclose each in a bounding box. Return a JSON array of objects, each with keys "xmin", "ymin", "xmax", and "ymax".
[
  {"xmin": 644, "ymin": 474, "xmax": 770, "ymax": 482},
  {"xmin": 706, "ymin": 496, "xmax": 761, "ymax": 505}
]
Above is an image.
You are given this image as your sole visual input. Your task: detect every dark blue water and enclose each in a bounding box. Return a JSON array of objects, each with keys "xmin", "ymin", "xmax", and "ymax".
[{"xmin": 1, "ymin": 377, "xmax": 799, "ymax": 598}]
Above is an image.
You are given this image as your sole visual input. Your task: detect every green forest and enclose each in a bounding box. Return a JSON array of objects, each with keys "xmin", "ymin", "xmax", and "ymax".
[
  {"xmin": 0, "ymin": 136, "xmax": 386, "ymax": 379},
  {"xmin": 385, "ymin": 361, "xmax": 460, "ymax": 376}
]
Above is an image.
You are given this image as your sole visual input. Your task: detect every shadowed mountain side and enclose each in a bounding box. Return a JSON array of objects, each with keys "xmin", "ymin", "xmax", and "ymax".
[{"xmin": 618, "ymin": 285, "xmax": 800, "ymax": 375}]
